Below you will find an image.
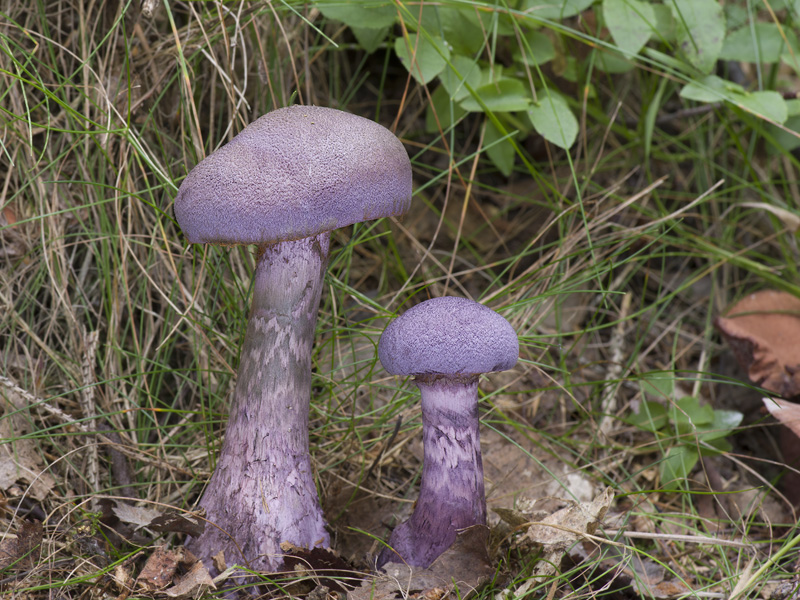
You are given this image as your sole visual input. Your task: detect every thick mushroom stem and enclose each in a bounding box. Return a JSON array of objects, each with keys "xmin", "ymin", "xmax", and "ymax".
[
  {"xmin": 187, "ymin": 233, "xmax": 331, "ymax": 573},
  {"xmin": 378, "ymin": 374, "xmax": 485, "ymax": 568}
]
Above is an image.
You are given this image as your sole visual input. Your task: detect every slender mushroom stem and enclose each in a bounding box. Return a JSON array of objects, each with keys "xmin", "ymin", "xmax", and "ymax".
[
  {"xmin": 188, "ymin": 233, "xmax": 331, "ymax": 572},
  {"xmin": 378, "ymin": 374, "xmax": 485, "ymax": 568}
]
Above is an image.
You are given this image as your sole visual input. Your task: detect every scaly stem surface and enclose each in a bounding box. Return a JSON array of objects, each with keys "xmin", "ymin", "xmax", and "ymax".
[
  {"xmin": 378, "ymin": 375, "xmax": 485, "ymax": 568},
  {"xmin": 188, "ymin": 233, "xmax": 331, "ymax": 573}
]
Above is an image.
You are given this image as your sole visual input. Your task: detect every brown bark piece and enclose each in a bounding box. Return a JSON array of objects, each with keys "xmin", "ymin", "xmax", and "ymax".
[{"xmin": 715, "ymin": 290, "xmax": 800, "ymax": 398}]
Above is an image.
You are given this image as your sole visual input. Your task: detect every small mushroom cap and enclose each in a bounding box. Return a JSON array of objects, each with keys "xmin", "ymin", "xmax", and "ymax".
[
  {"xmin": 174, "ymin": 105, "xmax": 412, "ymax": 245},
  {"xmin": 378, "ymin": 297, "xmax": 519, "ymax": 377}
]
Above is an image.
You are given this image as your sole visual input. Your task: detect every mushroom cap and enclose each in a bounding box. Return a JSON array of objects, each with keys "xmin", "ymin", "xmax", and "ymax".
[
  {"xmin": 378, "ymin": 297, "xmax": 519, "ymax": 377},
  {"xmin": 174, "ymin": 105, "xmax": 413, "ymax": 245}
]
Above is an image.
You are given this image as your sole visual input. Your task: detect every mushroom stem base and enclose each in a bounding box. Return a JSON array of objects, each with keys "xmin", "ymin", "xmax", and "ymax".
[
  {"xmin": 187, "ymin": 233, "xmax": 331, "ymax": 573},
  {"xmin": 378, "ymin": 376, "xmax": 485, "ymax": 568}
]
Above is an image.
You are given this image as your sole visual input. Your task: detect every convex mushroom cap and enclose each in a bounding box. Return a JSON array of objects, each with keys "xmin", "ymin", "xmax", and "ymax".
[
  {"xmin": 379, "ymin": 296, "xmax": 519, "ymax": 377},
  {"xmin": 174, "ymin": 105, "xmax": 412, "ymax": 245}
]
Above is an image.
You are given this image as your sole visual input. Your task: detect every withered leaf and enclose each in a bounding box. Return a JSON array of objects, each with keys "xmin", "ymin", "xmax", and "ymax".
[
  {"xmin": 137, "ymin": 545, "xmax": 184, "ymax": 591},
  {"xmin": 281, "ymin": 545, "xmax": 355, "ymax": 592},
  {"xmin": 0, "ymin": 520, "xmax": 43, "ymax": 571},
  {"xmin": 715, "ymin": 290, "xmax": 800, "ymax": 398},
  {"xmin": 112, "ymin": 502, "xmax": 161, "ymax": 529},
  {"xmin": 763, "ymin": 397, "xmax": 800, "ymax": 438},
  {"xmin": 523, "ymin": 487, "xmax": 614, "ymax": 577},
  {"xmin": 149, "ymin": 511, "xmax": 205, "ymax": 538},
  {"xmin": 349, "ymin": 525, "xmax": 493, "ymax": 600},
  {"xmin": 164, "ymin": 558, "xmax": 216, "ymax": 598}
]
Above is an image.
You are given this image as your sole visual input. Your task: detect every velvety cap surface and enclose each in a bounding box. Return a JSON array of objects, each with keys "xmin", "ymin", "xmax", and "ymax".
[
  {"xmin": 379, "ymin": 297, "xmax": 519, "ymax": 376},
  {"xmin": 174, "ymin": 105, "xmax": 413, "ymax": 244}
]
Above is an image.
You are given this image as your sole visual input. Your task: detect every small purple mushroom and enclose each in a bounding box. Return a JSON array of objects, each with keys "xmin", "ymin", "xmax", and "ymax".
[
  {"xmin": 174, "ymin": 106, "xmax": 412, "ymax": 573},
  {"xmin": 376, "ymin": 297, "xmax": 518, "ymax": 568}
]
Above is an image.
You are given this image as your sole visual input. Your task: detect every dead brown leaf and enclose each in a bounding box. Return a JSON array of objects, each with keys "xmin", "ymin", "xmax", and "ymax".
[
  {"xmin": 0, "ymin": 520, "xmax": 43, "ymax": 571},
  {"xmin": 764, "ymin": 398, "xmax": 800, "ymax": 438},
  {"xmin": 164, "ymin": 559, "xmax": 216, "ymax": 598},
  {"xmin": 715, "ymin": 290, "xmax": 800, "ymax": 397},
  {"xmin": 137, "ymin": 545, "xmax": 184, "ymax": 591},
  {"xmin": 523, "ymin": 487, "xmax": 614, "ymax": 577},
  {"xmin": 349, "ymin": 526, "xmax": 493, "ymax": 600},
  {"xmin": 0, "ymin": 386, "xmax": 57, "ymax": 500}
]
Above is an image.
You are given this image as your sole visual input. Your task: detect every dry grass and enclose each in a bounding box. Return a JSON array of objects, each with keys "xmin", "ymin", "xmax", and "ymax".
[{"xmin": 1, "ymin": 0, "xmax": 800, "ymax": 598}]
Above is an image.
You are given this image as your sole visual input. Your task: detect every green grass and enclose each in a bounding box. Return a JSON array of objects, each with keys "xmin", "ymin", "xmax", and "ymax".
[{"xmin": 1, "ymin": 0, "xmax": 799, "ymax": 597}]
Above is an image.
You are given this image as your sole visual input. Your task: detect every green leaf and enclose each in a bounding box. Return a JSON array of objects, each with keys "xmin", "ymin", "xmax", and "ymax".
[
  {"xmin": 679, "ymin": 74, "xmax": 739, "ymax": 103},
  {"xmin": 440, "ymin": 54, "xmax": 482, "ymax": 102},
  {"xmin": 426, "ymin": 85, "xmax": 467, "ymax": 133},
  {"xmin": 671, "ymin": 0, "xmax": 726, "ymax": 74},
  {"xmin": 770, "ymin": 115, "xmax": 800, "ymax": 152},
  {"xmin": 603, "ymin": 0, "xmax": 656, "ymax": 57},
  {"xmin": 698, "ymin": 409, "xmax": 743, "ymax": 442},
  {"xmin": 527, "ymin": 90, "xmax": 578, "ymax": 149},
  {"xmin": 351, "ymin": 26, "xmax": 389, "ymax": 54},
  {"xmin": 519, "ymin": 0, "xmax": 596, "ymax": 20},
  {"xmin": 413, "ymin": 4, "xmax": 486, "ymax": 55},
  {"xmin": 459, "ymin": 79, "xmax": 532, "ymax": 113},
  {"xmin": 484, "ymin": 118, "xmax": 517, "ymax": 177},
  {"xmin": 395, "ymin": 34, "xmax": 450, "ymax": 85},
  {"xmin": 670, "ymin": 396, "xmax": 714, "ymax": 431},
  {"xmin": 640, "ymin": 372, "xmax": 675, "ymax": 400},
  {"xmin": 317, "ymin": 0, "xmax": 396, "ymax": 29},
  {"xmin": 735, "ymin": 91, "xmax": 789, "ymax": 124},
  {"xmin": 651, "ymin": 4, "xmax": 675, "ymax": 41},
  {"xmin": 629, "ymin": 401, "xmax": 668, "ymax": 433},
  {"xmin": 514, "ymin": 30, "xmax": 557, "ymax": 66},
  {"xmin": 660, "ymin": 445, "xmax": 699, "ymax": 489},
  {"xmin": 720, "ymin": 23, "xmax": 799, "ymax": 64}
]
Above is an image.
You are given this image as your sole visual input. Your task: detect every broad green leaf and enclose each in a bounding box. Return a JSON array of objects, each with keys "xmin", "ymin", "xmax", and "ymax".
[
  {"xmin": 670, "ymin": 396, "xmax": 714, "ymax": 431},
  {"xmin": 735, "ymin": 91, "xmax": 789, "ymax": 124},
  {"xmin": 651, "ymin": 4, "xmax": 675, "ymax": 41},
  {"xmin": 459, "ymin": 79, "xmax": 531, "ymax": 113},
  {"xmin": 351, "ymin": 26, "xmax": 389, "ymax": 54},
  {"xmin": 527, "ymin": 90, "xmax": 578, "ymax": 149},
  {"xmin": 629, "ymin": 401, "xmax": 668, "ymax": 433},
  {"xmin": 426, "ymin": 85, "xmax": 467, "ymax": 133},
  {"xmin": 603, "ymin": 0, "xmax": 656, "ymax": 57},
  {"xmin": 440, "ymin": 54, "xmax": 482, "ymax": 102},
  {"xmin": 698, "ymin": 409, "xmax": 743, "ymax": 442},
  {"xmin": 514, "ymin": 30, "xmax": 556, "ymax": 66},
  {"xmin": 671, "ymin": 0, "xmax": 726, "ymax": 74},
  {"xmin": 395, "ymin": 34, "xmax": 450, "ymax": 85},
  {"xmin": 484, "ymin": 118, "xmax": 517, "ymax": 177},
  {"xmin": 640, "ymin": 372, "xmax": 675, "ymax": 400},
  {"xmin": 770, "ymin": 116, "xmax": 800, "ymax": 152},
  {"xmin": 660, "ymin": 446, "xmax": 699, "ymax": 488},
  {"xmin": 317, "ymin": 1, "xmax": 396, "ymax": 29},
  {"xmin": 720, "ymin": 23, "xmax": 798, "ymax": 64},
  {"xmin": 595, "ymin": 51, "xmax": 636, "ymax": 73},
  {"xmin": 788, "ymin": 99, "xmax": 800, "ymax": 117},
  {"xmin": 680, "ymin": 74, "xmax": 739, "ymax": 103},
  {"xmin": 413, "ymin": 4, "xmax": 486, "ymax": 55},
  {"xmin": 519, "ymin": 0, "xmax": 596, "ymax": 20}
]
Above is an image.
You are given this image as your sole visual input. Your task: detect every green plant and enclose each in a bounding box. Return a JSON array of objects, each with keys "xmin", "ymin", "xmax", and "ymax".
[
  {"xmin": 315, "ymin": 0, "xmax": 799, "ymax": 176},
  {"xmin": 630, "ymin": 372, "xmax": 744, "ymax": 490}
]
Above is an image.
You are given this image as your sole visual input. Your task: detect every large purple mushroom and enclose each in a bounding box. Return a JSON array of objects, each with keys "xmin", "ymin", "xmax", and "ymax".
[
  {"xmin": 174, "ymin": 106, "xmax": 412, "ymax": 573},
  {"xmin": 376, "ymin": 297, "xmax": 518, "ymax": 568}
]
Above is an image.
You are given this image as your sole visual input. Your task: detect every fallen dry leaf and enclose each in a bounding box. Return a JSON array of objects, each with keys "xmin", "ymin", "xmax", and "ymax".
[
  {"xmin": 0, "ymin": 520, "xmax": 43, "ymax": 571},
  {"xmin": 715, "ymin": 290, "xmax": 800, "ymax": 398},
  {"xmin": 164, "ymin": 559, "xmax": 216, "ymax": 598},
  {"xmin": 137, "ymin": 545, "xmax": 184, "ymax": 591},
  {"xmin": 0, "ymin": 386, "xmax": 57, "ymax": 500},
  {"xmin": 764, "ymin": 398, "xmax": 800, "ymax": 438},
  {"xmin": 112, "ymin": 502, "xmax": 162, "ymax": 529},
  {"xmin": 523, "ymin": 487, "xmax": 614, "ymax": 577},
  {"xmin": 350, "ymin": 526, "xmax": 493, "ymax": 600}
]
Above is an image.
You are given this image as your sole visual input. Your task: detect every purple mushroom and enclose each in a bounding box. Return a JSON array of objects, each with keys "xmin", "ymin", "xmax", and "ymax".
[
  {"xmin": 376, "ymin": 297, "xmax": 518, "ymax": 568},
  {"xmin": 174, "ymin": 106, "xmax": 412, "ymax": 573}
]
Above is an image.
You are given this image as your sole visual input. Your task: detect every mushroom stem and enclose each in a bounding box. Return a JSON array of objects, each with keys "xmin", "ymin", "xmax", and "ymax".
[
  {"xmin": 188, "ymin": 232, "xmax": 331, "ymax": 572},
  {"xmin": 378, "ymin": 374, "xmax": 485, "ymax": 568}
]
